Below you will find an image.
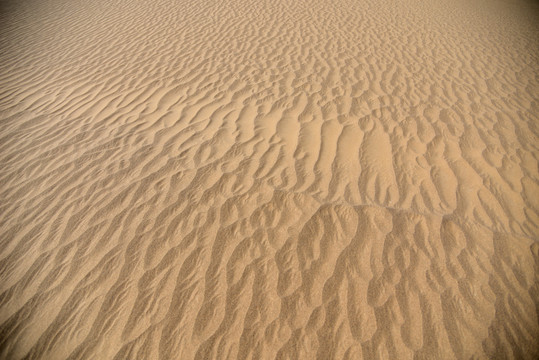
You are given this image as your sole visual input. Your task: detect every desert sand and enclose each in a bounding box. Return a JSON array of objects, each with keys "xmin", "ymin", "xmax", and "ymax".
[{"xmin": 0, "ymin": 0, "xmax": 538, "ymax": 358}]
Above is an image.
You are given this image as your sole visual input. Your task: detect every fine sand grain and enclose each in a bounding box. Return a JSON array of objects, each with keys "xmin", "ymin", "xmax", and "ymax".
[{"xmin": 0, "ymin": 0, "xmax": 538, "ymax": 358}]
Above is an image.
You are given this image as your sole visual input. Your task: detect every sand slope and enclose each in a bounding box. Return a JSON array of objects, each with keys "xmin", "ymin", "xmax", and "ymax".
[{"xmin": 0, "ymin": 0, "xmax": 538, "ymax": 358}]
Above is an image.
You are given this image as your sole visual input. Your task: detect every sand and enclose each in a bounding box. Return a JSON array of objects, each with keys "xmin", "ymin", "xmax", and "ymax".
[{"xmin": 0, "ymin": 0, "xmax": 538, "ymax": 358}]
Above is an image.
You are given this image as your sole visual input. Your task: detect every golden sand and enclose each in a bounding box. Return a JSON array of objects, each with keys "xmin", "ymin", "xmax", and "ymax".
[{"xmin": 0, "ymin": 0, "xmax": 538, "ymax": 358}]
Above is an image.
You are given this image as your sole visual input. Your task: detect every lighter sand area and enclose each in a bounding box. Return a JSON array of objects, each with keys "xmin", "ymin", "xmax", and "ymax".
[{"xmin": 0, "ymin": 0, "xmax": 538, "ymax": 359}]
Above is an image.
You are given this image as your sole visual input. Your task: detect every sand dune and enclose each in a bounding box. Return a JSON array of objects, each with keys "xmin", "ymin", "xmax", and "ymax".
[{"xmin": 1, "ymin": 0, "xmax": 538, "ymax": 358}]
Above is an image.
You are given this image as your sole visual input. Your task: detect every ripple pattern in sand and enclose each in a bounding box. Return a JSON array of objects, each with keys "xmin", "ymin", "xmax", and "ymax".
[{"xmin": 0, "ymin": 0, "xmax": 538, "ymax": 359}]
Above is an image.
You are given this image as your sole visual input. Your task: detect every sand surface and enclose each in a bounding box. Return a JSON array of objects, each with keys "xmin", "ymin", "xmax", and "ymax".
[{"xmin": 1, "ymin": 0, "xmax": 538, "ymax": 358}]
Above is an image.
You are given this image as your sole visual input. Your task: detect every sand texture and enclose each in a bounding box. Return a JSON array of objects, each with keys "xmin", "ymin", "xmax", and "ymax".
[{"xmin": 1, "ymin": 0, "xmax": 538, "ymax": 358}]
